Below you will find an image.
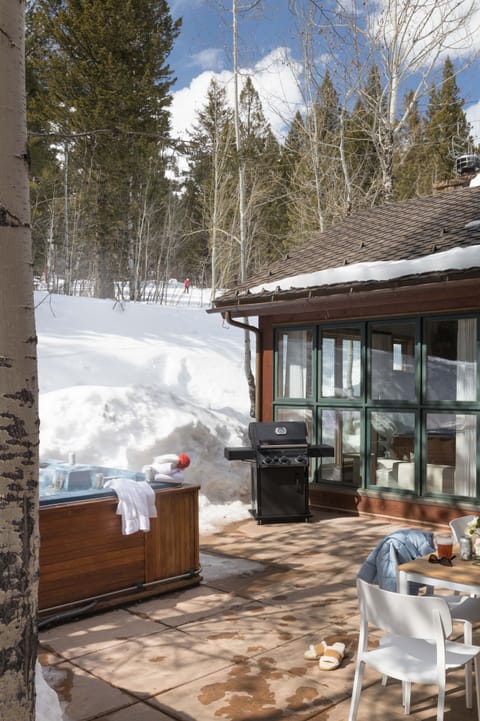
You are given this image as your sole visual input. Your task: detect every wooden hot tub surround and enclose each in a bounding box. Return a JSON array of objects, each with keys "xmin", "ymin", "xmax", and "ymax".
[{"xmin": 39, "ymin": 481, "xmax": 200, "ymax": 621}]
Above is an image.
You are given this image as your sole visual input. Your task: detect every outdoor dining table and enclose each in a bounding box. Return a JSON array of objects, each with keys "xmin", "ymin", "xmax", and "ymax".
[{"xmin": 397, "ymin": 551, "xmax": 480, "ymax": 596}]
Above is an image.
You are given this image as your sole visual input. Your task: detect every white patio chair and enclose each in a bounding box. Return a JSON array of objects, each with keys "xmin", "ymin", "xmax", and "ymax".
[
  {"xmin": 449, "ymin": 514, "xmax": 477, "ymax": 544},
  {"xmin": 359, "ymin": 530, "xmax": 480, "ymax": 706},
  {"xmin": 446, "ymin": 514, "xmax": 480, "ymax": 704},
  {"xmin": 348, "ymin": 578, "xmax": 480, "ymax": 721},
  {"xmin": 390, "ymin": 543, "xmax": 480, "ymax": 708}
]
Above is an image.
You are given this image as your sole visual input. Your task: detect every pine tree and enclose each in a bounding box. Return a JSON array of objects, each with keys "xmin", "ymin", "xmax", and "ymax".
[
  {"xmin": 184, "ymin": 78, "xmax": 237, "ymax": 293},
  {"xmin": 311, "ymin": 70, "xmax": 343, "ymax": 225},
  {"xmin": 424, "ymin": 57, "xmax": 472, "ymax": 184},
  {"xmin": 238, "ymin": 76, "xmax": 286, "ymax": 274},
  {"xmin": 393, "ymin": 90, "xmax": 431, "ymax": 200},
  {"xmin": 280, "ymin": 110, "xmax": 307, "ymax": 244},
  {"xmin": 281, "ymin": 110, "xmax": 306, "ymax": 184},
  {"xmin": 26, "ymin": 1, "xmax": 63, "ymax": 282},
  {"xmin": 28, "ymin": 0, "xmax": 181, "ymax": 298},
  {"xmin": 286, "ymin": 70, "xmax": 344, "ymax": 243},
  {"xmin": 345, "ymin": 66, "xmax": 383, "ymax": 208}
]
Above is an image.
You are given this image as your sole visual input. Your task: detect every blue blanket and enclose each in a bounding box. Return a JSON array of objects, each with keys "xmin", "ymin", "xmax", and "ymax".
[{"xmin": 357, "ymin": 528, "xmax": 435, "ymax": 593}]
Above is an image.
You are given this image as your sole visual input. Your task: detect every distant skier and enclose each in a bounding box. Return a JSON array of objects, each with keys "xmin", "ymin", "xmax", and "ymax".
[{"xmin": 183, "ymin": 278, "xmax": 191, "ymax": 293}]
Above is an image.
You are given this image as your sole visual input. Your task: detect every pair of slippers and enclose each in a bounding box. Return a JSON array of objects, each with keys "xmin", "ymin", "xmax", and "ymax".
[{"xmin": 304, "ymin": 640, "xmax": 345, "ymax": 670}]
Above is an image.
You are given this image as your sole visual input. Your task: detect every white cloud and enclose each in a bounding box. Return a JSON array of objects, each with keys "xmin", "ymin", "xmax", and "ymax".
[
  {"xmin": 169, "ymin": 46, "xmax": 304, "ymax": 144},
  {"xmin": 245, "ymin": 47, "xmax": 304, "ymax": 140},
  {"xmin": 170, "ymin": 69, "xmax": 235, "ymax": 141},
  {"xmin": 191, "ymin": 47, "xmax": 225, "ymax": 72}
]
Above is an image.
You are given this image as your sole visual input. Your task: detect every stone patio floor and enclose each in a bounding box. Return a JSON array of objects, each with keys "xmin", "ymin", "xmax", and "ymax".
[{"xmin": 38, "ymin": 509, "xmax": 478, "ymax": 721}]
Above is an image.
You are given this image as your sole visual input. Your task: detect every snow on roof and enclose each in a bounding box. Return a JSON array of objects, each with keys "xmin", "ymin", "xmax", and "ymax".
[{"xmin": 249, "ymin": 243, "xmax": 480, "ymax": 295}]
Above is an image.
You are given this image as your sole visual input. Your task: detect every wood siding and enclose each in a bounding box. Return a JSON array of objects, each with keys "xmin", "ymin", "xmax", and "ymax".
[{"xmin": 39, "ymin": 484, "xmax": 200, "ymax": 614}]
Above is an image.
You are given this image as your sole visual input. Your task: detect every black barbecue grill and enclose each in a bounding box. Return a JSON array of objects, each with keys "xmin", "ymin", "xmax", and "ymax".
[{"xmin": 224, "ymin": 421, "xmax": 334, "ymax": 524}]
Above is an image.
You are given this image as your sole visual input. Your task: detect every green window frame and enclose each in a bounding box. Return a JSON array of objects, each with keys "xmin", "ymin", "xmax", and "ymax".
[{"xmin": 272, "ymin": 314, "xmax": 480, "ymax": 501}]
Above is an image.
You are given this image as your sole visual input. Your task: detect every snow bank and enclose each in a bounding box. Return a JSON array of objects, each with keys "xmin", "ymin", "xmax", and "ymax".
[{"xmin": 35, "ymin": 292, "xmax": 252, "ymax": 532}]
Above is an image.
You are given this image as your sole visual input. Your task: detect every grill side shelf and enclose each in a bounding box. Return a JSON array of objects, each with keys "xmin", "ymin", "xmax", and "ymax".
[{"xmin": 224, "ymin": 447, "xmax": 256, "ymax": 461}]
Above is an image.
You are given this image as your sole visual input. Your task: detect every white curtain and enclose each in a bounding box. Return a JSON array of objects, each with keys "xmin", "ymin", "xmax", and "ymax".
[
  {"xmin": 455, "ymin": 319, "xmax": 477, "ymax": 496},
  {"xmin": 281, "ymin": 331, "xmax": 309, "ymax": 398}
]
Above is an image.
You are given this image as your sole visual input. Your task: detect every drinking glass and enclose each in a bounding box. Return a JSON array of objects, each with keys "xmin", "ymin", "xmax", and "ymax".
[{"xmin": 436, "ymin": 534, "xmax": 453, "ymax": 559}]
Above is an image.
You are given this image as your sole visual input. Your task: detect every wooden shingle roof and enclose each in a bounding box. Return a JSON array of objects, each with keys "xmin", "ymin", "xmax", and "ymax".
[{"xmin": 211, "ymin": 186, "xmax": 480, "ymax": 315}]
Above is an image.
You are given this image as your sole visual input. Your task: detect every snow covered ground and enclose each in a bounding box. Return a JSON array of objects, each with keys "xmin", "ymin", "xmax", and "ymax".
[{"xmin": 35, "ymin": 288, "xmax": 253, "ymax": 534}]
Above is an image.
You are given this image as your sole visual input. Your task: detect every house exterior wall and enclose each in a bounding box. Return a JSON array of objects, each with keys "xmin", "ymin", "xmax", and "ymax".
[{"xmin": 257, "ymin": 275, "xmax": 480, "ymax": 525}]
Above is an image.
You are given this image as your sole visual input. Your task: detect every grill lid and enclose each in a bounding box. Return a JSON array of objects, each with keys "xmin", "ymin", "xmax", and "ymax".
[{"xmin": 248, "ymin": 421, "xmax": 308, "ymax": 448}]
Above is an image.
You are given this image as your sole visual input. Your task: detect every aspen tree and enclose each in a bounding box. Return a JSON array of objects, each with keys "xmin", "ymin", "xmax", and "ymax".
[{"xmin": 0, "ymin": 0, "xmax": 40, "ymax": 718}]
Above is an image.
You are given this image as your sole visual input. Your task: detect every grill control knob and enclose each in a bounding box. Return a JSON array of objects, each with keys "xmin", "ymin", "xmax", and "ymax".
[
  {"xmin": 263, "ymin": 456, "xmax": 273, "ymax": 464},
  {"xmin": 279, "ymin": 456, "xmax": 290, "ymax": 464},
  {"xmin": 296, "ymin": 455, "xmax": 307, "ymax": 464}
]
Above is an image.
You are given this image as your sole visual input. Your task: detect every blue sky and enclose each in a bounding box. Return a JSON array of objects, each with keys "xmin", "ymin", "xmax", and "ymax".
[
  {"xmin": 167, "ymin": 0, "xmax": 480, "ymax": 147},
  {"xmin": 169, "ymin": 1, "xmax": 297, "ymax": 87}
]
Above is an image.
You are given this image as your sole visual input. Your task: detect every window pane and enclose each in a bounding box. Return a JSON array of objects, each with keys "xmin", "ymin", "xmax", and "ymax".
[
  {"xmin": 275, "ymin": 406, "xmax": 313, "ymax": 440},
  {"xmin": 425, "ymin": 318, "xmax": 477, "ymax": 402},
  {"xmin": 426, "ymin": 413, "xmax": 477, "ymax": 496},
  {"xmin": 370, "ymin": 322, "xmax": 415, "ymax": 401},
  {"xmin": 322, "ymin": 328, "xmax": 361, "ymax": 398},
  {"xmin": 276, "ymin": 329, "xmax": 313, "ymax": 399},
  {"xmin": 319, "ymin": 409, "xmax": 361, "ymax": 485},
  {"xmin": 369, "ymin": 411, "xmax": 416, "ymax": 490}
]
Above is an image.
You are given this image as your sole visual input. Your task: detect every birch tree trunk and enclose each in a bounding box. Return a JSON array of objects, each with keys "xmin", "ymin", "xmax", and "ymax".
[
  {"xmin": 0, "ymin": 2, "xmax": 40, "ymax": 719},
  {"xmin": 232, "ymin": 0, "xmax": 259, "ymax": 418}
]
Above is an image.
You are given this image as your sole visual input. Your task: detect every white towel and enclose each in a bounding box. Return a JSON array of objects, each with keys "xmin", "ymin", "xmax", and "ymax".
[{"xmin": 104, "ymin": 478, "xmax": 157, "ymax": 535}]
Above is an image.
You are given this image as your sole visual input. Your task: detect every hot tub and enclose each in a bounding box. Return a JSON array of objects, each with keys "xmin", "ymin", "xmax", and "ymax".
[{"xmin": 39, "ymin": 460, "xmax": 200, "ymax": 622}]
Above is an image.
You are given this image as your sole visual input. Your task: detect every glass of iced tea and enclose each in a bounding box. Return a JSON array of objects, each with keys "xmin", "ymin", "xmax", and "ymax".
[{"xmin": 436, "ymin": 534, "xmax": 454, "ymax": 559}]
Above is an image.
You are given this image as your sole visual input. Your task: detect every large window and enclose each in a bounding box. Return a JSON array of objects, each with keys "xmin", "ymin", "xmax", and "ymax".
[{"xmin": 273, "ymin": 314, "xmax": 479, "ymax": 499}]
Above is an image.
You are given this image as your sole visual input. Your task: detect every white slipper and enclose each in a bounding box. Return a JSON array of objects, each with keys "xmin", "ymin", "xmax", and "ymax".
[
  {"xmin": 318, "ymin": 642, "xmax": 345, "ymax": 670},
  {"xmin": 304, "ymin": 640, "xmax": 327, "ymax": 660}
]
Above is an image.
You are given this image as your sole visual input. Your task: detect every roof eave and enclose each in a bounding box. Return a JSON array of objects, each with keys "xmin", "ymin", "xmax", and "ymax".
[{"xmin": 208, "ymin": 267, "xmax": 480, "ymax": 317}]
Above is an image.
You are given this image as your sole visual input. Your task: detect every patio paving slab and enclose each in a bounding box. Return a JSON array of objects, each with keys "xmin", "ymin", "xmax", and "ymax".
[
  {"xmin": 94, "ymin": 703, "xmax": 179, "ymax": 721},
  {"xmin": 64, "ymin": 626, "xmax": 241, "ymax": 699},
  {"xmin": 147, "ymin": 656, "xmax": 343, "ymax": 721},
  {"xmin": 178, "ymin": 611, "xmax": 322, "ymax": 660},
  {"xmin": 307, "ymin": 668, "xmax": 474, "ymax": 720},
  {"xmin": 38, "ymin": 510, "xmax": 472, "ymax": 721},
  {"xmin": 40, "ymin": 609, "xmax": 168, "ymax": 661},
  {"xmin": 127, "ymin": 584, "xmax": 266, "ymax": 628}
]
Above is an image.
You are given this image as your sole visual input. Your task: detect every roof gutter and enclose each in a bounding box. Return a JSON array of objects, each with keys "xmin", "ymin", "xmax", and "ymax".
[
  {"xmin": 222, "ymin": 312, "xmax": 263, "ymax": 421},
  {"xmin": 211, "ymin": 268, "xmax": 480, "ymax": 318}
]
